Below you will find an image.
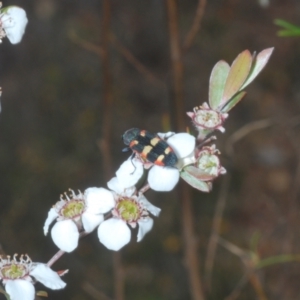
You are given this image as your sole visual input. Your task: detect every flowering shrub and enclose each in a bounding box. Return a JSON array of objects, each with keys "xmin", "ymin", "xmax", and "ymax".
[
  {"xmin": 42, "ymin": 48, "xmax": 273, "ymax": 255},
  {"xmin": 0, "ymin": 2, "xmax": 274, "ymax": 297}
]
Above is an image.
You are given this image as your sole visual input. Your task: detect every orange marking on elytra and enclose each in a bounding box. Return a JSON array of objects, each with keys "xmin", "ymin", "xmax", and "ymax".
[
  {"xmin": 129, "ymin": 140, "xmax": 138, "ymax": 147},
  {"xmin": 155, "ymin": 155, "xmax": 165, "ymax": 166}
]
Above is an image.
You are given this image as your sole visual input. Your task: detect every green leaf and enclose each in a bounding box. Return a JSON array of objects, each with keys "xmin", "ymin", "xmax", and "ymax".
[
  {"xmin": 250, "ymin": 231, "xmax": 261, "ymax": 253},
  {"xmin": 0, "ymin": 8, "xmax": 7, "ymax": 14},
  {"xmin": 274, "ymin": 20, "xmax": 300, "ymax": 36},
  {"xmin": 184, "ymin": 166, "xmax": 215, "ymax": 181},
  {"xmin": 180, "ymin": 168, "xmax": 212, "ymax": 192},
  {"xmin": 274, "ymin": 19, "xmax": 300, "ymax": 31},
  {"xmin": 240, "ymin": 47, "xmax": 274, "ymax": 89},
  {"xmin": 256, "ymin": 254, "xmax": 300, "ymax": 269},
  {"xmin": 209, "ymin": 60, "xmax": 230, "ymax": 110},
  {"xmin": 220, "ymin": 50, "xmax": 252, "ymax": 107},
  {"xmin": 221, "ymin": 91, "xmax": 246, "ymax": 113},
  {"xmin": 4, "ymin": 293, "xmax": 10, "ymax": 300},
  {"xmin": 277, "ymin": 29, "xmax": 300, "ymax": 37},
  {"xmin": 0, "ymin": 288, "xmax": 11, "ymax": 300}
]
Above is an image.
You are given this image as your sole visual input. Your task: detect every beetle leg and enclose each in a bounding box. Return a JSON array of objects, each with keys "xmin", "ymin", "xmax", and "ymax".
[{"xmin": 130, "ymin": 152, "xmax": 137, "ymax": 174}]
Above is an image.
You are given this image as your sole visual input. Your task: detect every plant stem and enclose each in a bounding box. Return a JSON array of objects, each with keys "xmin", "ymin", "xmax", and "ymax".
[
  {"xmin": 183, "ymin": 0, "xmax": 207, "ymax": 52},
  {"xmin": 166, "ymin": 0, "xmax": 184, "ymax": 131},
  {"xmin": 100, "ymin": 0, "xmax": 113, "ymax": 177},
  {"xmin": 205, "ymin": 174, "xmax": 231, "ymax": 289},
  {"xmin": 100, "ymin": 1, "xmax": 124, "ymax": 299},
  {"xmin": 47, "ymin": 249, "xmax": 65, "ymax": 267},
  {"xmin": 248, "ymin": 272, "xmax": 268, "ymax": 300},
  {"xmin": 181, "ymin": 183, "xmax": 206, "ymax": 300},
  {"xmin": 165, "ymin": 0, "xmax": 205, "ymax": 299}
]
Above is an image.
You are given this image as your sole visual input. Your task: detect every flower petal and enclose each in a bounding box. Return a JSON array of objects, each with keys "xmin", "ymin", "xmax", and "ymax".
[
  {"xmin": 30, "ymin": 264, "xmax": 66, "ymax": 290},
  {"xmin": 115, "ymin": 159, "xmax": 144, "ymax": 188},
  {"xmin": 82, "ymin": 211, "xmax": 104, "ymax": 233},
  {"xmin": 138, "ymin": 194, "xmax": 161, "ymax": 217},
  {"xmin": 107, "ymin": 177, "xmax": 122, "ymax": 194},
  {"xmin": 148, "ymin": 166, "xmax": 179, "ymax": 192},
  {"xmin": 167, "ymin": 133, "xmax": 195, "ymax": 158},
  {"xmin": 5, "ymin": 279, "xmax": 35, "ymax": 300},
  {"xmin": 51, "ymin": 220, "xmax": 79, "ymax": 252},
  {"xmin": 84, "ymin": 187, "xmax": 115, "ymax": 214},
  {"xmin": 2, "ymin": 7, "xmax": 28, "ymax": 44},
  {"xmin": 107, "ymin": 176, "xmax": 136, "ymax": 196},
  {"xmin": 43, "ymin": 208, "xmax": 59, "ymax": 236},
  {"xmin": 98, "ymin": 218, "xmax": 131, "ymax": 251},
  {"xmin": 137, "ymin": 218, "xmax": 154, "ymax": 242}
]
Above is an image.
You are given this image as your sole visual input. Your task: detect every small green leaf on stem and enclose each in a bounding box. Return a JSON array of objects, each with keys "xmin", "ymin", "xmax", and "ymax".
[
  {"xmin": 250, "ymin": 231, "xmax": 261, "ymax": 253},
  {"xmin": 180, "ymin": 167, "xmax": 212, "ymax": 192},
  {"xmin": 256, "ymin": 254, "xmax": 300, "ymax": 269},
  {"xmin": 209, "ymin": 60, "xmax": 230, "ymax": 110},
  {"xmin": 274, "ymin": 19, "xmax": 300, "ymax": 36}
]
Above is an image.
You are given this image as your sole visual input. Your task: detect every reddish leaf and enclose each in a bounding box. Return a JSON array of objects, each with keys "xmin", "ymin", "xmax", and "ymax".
[
  {"xmin": 220, "ymin": 50, "xmax": 252, "ymax": 107},
  {"xmin": 240, "ymin": 47, "xmax": 274, "ymax": 89}
]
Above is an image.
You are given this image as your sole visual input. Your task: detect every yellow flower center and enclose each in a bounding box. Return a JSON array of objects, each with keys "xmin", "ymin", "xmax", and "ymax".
[
  {"xmin": 61, "ymin": 200, "xmax": 85, "ymax": 219},
  {"xmin": 1, "ymin": 263, "xmax": 27, "ymax": 279},
  {"xmin": 116, "ymin": 198, "xmax": 141, "ymax": 222}
]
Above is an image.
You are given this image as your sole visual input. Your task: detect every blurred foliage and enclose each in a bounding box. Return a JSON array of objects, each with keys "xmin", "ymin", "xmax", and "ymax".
[{"xmin": 274, "ymin": 19, "xmax": 300, "ymax": 37}]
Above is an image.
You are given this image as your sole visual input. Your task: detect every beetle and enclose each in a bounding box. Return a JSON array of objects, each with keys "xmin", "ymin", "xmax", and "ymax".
[{"xmin": 122, "ymin": 128, "xmax": 178, "ymax": 167}]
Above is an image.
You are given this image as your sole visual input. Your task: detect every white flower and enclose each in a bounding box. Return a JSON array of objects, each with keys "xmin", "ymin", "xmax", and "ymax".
[
  {"xmin": 0, "ymin": 254, "xmax": 66, "ymax": 300},
  {"xmin": 97, "ymin": 182, "xmax": 161, "ymax": 251},
  {"xmin": 196, "ymin": 145, "xmax": 226, "ymax": 179},
  {"xmin": 147, "ymin": 132, "xmax": 196, "ymax": 191},
  {"xmin": 0, "ymin": 6, "xmax": 28, "ymax": 44},
  {"xmin": 187, "ymin": 102, "xmax": 228, "ymax": 133},
  {"xmin": 147, "ymin": 166, "xmax": 180, "ymax": 192},
  {"xmin": 44, "ymin": 188, "xmax": 114, "ymax": 252},
  {"xmin": 114, "ymin": 157, "xmax": 144, "ymax": 190}
]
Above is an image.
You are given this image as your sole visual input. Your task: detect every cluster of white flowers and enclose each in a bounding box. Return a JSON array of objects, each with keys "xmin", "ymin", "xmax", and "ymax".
[{"xmin": 43, "ymin": 130, "xmax": 226, "ymax": 254}]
